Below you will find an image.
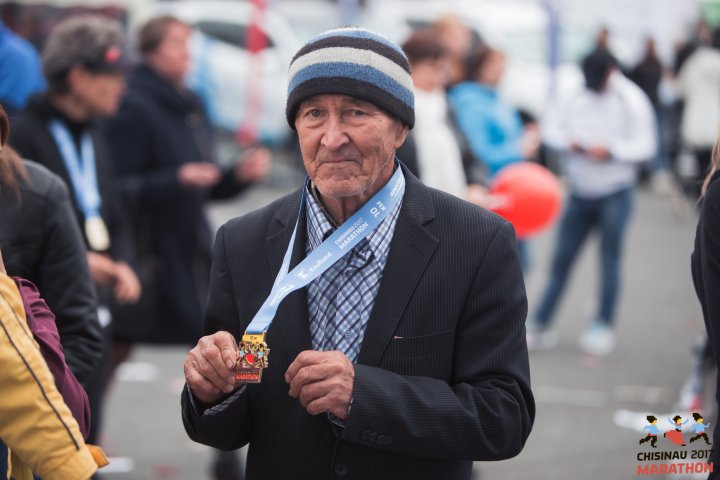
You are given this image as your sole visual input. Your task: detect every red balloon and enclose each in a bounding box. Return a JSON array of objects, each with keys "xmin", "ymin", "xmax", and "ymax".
[{"xmin": 490, "ymin": 162, "xmax": 562, "ymax": 239}]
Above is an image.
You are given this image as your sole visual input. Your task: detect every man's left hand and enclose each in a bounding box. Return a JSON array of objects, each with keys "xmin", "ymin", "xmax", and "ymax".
[{"xmin": 285, "ymin": 350, "xmax": 354, "ymax": 420}]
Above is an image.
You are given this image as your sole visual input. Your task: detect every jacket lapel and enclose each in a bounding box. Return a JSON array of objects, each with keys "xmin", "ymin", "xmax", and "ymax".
[
  {"xmin": 265, "ymin": 190, "xmax": 313, "ymax": 356},
  {"xmin": 357, "ymin": 170, "xmax": 438, "ymax": 367}
]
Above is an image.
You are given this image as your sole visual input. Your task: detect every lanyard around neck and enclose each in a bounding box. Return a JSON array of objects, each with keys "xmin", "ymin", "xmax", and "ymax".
[
  {"xmin": 48, "ymin": 119, "xmax": 101, "ymax": 218},
  {"xmin": 245, "ymin": 163, "xmax": 405, "ymax": 335}
]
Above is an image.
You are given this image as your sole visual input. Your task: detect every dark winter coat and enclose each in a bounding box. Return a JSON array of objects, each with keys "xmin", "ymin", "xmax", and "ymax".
[{"xmin": 0, "ymin": 160, "xmax": 102, "ymax": 385}]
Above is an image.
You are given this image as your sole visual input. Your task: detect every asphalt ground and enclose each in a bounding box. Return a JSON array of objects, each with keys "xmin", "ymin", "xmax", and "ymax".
[{"xmin": 100, "ymin": 167, "xmax": 708, "ymax": 480}]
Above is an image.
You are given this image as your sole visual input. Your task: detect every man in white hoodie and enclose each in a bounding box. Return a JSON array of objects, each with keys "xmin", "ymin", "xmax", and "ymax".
[{"xmin": 528, "ymin": 49, "xmax": 657, "ymax": 355}]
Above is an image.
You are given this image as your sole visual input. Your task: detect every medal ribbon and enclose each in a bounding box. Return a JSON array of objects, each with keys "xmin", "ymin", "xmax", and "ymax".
[
  {"xmin": 48, "ymin": 120, "xmax": 102, "ymax": 219},
  {"xmin": 245, "ymin": 162, "xmax": 405, "ymax": 335}
]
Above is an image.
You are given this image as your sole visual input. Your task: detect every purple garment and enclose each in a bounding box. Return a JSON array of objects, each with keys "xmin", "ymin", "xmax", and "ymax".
[{"xmin": 14, "ymin": 277, "xmax": 91, "ymax": 439}]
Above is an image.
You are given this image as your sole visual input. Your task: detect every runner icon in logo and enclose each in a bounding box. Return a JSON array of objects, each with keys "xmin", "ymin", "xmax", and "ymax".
[
  {"xmin": 688, "ymin": 412, "xmax": 712, "ymax": 445},
  {"xmin": 640, "ymin": 415, "xmax": 661, "ymax": 448}
]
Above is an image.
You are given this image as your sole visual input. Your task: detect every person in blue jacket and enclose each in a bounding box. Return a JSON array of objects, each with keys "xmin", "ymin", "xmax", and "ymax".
[
  {"xmin": 0, "ymin": 20, "xmax": 45, "ymax": 114},
  {"xmin": 448, "ymin": 47, "xmax": 539, "ymax": 271},
  {"xmin": 448, "ymin": 46, "xmax": 539, "ymax": 178}
]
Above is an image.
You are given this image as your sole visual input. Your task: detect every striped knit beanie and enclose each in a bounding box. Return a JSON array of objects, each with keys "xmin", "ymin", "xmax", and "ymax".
[{"xmin": 286, "ymin": 27, "xmax": 415, "ymax": 130}]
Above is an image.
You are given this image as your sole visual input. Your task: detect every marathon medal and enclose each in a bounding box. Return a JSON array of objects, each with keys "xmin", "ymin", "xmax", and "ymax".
[
  {"xmin": 236, "ymin": 332, "xmax": 269, "ymax": 383},
  {"xmin": 85, "ymin": 216, "xmax": 110, "ymax": 251},
  {"xmin": 236, "ymin": 164, "xmax": 405, "ymax": 383}
]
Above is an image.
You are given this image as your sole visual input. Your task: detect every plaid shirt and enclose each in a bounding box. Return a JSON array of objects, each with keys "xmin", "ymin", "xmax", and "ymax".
[{"xmin": 306, "ymin": 181, "xmax": 403, "ymax": 362}]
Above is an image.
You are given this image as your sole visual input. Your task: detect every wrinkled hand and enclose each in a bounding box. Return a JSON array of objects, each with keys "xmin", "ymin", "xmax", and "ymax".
[
  {"xmin": 87, "ymin": 252, "xmax": 117, "ymax": 287},
  {"xmin": 184, "ymin": 331, "xmax": 240, "ymax": 405},
  {"xmin": 113, "ymin": 261, "xmax": 141, "ymax": 304},
  {"xmin": 0, "ymin": 248, "xmax": 5, "ymax": 275},
  {"xmin": 178, "ymin": 162, "xmax": 221, "ymax": 189},
  {"xmin": 285, "ymin": 350, "xmax": 354, "ymax": 420},
  {"xmin": 235, "ymin": 147, "xmax": 271, "ymax": 184}
]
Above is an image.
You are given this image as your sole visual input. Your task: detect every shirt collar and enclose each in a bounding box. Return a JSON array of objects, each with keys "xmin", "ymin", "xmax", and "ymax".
[
  {"xmin": 305, "ymin": 173, "xmax": 404, "ymax": 257},
  {"xmin": 306, "ymin": 182, "xmax": 336, "ymax": 251}
]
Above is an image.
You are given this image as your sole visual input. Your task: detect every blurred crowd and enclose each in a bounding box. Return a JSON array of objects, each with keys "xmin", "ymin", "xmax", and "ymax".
[
  {"xmin": 0, "ymin": 5, "xmax": 719, "ymax": 480},
  {"xmin": 0, "ymin": 12, "xmax": 270, "ymax": 479}
]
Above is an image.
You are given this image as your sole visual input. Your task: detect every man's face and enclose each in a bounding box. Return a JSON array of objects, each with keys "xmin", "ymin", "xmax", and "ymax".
[
  {"xmin": 71, "ymin": 68, "xmax": 126, "ymax": 118},
  {"xmin": 295, "ymin": 94, "xmax": 408, "ymax": 200}
]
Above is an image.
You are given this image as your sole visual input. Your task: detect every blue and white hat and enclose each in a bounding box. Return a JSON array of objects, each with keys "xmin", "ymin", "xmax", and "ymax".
[{"xmin": 286, "ymin": 27, "xmax": 415, "ymax": 129}]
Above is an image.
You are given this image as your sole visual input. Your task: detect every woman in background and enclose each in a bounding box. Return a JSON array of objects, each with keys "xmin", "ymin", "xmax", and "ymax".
[
  {"xmin": 448, "ymin": 46, "xmax": 539, "ymax": 271},
  {"xmin": 105, "ymin": 15, "xmax": 268, "ymax": 346}
]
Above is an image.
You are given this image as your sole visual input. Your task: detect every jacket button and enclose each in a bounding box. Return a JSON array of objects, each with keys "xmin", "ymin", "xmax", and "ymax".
[
  {"xmin": 334, "ymin": 463, "xmax": 348, "ymax": 477},
  {"xmin": 369, "ymin": 432, "xmax": 378, "ymax": 442},
  {"xmin": 361, "ymin": 430, "xmax": 370, "ymax": 440}
]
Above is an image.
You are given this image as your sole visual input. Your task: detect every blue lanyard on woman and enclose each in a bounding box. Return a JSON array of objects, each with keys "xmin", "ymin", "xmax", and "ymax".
[{"xmin": 48, "ymin": 119, "xmax": 110, "ymax": 251}]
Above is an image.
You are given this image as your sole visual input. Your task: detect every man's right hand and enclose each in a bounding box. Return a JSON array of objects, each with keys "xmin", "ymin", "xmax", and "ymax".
[
  {"xmin": 178, "ymin": 162, "xmax": 221, "ymax": 189},
  {"xmin": 184, "ymin": 331, "xmax": 240, "ymax": 405}
]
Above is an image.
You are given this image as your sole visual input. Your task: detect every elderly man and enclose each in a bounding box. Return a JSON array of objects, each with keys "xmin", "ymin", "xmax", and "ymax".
[{"xmin": 181, "ymin": 27, "xmax": 533, "ymax": 479}]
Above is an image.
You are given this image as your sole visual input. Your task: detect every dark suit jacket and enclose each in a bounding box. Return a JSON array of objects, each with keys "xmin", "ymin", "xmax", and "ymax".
[{"xmin": 182, "ymin": 168, "xmax": 534, "ymax": 480}]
